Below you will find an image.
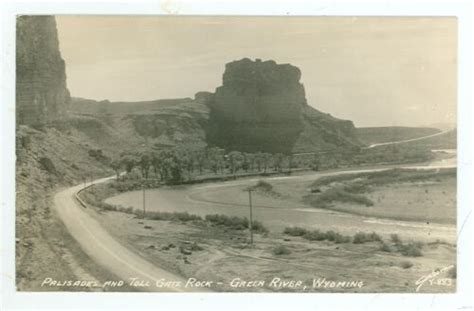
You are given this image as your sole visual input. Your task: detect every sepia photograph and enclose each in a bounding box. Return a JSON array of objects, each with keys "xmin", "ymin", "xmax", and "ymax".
[
  {"xmin": 11, "ymin": 14, "xmax": 461, "ymax": 294},
  {"xmin": 0, "ymin": 1, "xmax": 472, "ymax": 308}
]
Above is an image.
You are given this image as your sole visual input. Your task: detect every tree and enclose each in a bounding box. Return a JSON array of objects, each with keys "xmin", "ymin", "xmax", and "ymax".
[
  {"xmin": 228, "ymin": 151, "xmax": 244, "ymax": 176},
  {"xmin": 151, "ymin": 153, "xmax": 162, "ymax": 179},
  {"xmin": 208, "ymin": 147, "xmax": 225, "ymax": 175},
  {"xmin": 120, "ymin": 156, "xmax": 136, "ymax": 174},
  {"xmin": 195, "ymin": 149, "xmax": 207, "ymax": 175},
  {"xmin": 110, "ymin": 159, "xmax": 122, "ymax": 180},
  {"xmin": 255, "ymin": 152, "xmax": 263, "ymax": 172},
  {"xmin": 273, "ymin": 153, "xmax": 284, "ymax": 172},
  {"xmin": 139, "ymin": 153, "xmax": 151, "ymax": 179},
  {"xmin": 262, "ymin": 153, "xmax": 273, "ymax": 173}
]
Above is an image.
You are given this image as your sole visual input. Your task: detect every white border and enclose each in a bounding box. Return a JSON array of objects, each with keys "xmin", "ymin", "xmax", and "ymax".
[{"xmin": 1, "ymin": 1, "xmax": 472, "ymax": 310}]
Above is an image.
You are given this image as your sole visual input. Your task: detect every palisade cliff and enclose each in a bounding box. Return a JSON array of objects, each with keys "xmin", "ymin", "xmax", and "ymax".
[
  {"xmin": 16, "ymin": 16, "xmax": 70, "ymax": 127},
  {"xmin": 205, "ymin": 58, "xmax": 360, "ymax": 153}
]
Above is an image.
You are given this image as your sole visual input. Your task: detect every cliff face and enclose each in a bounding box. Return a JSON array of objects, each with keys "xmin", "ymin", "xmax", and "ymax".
[
  {"xmin": 206, "ymin": 58, "xmax": 360, "ymax": 153},
  {"xmin": 16, "ymin": 16, "xmax": 70, "ymax": 127}
]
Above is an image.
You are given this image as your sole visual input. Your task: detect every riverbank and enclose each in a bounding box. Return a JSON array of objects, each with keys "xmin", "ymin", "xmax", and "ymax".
[{"xmin": 84, "ymin": 202, "xmax": 456, "ymax": 293}]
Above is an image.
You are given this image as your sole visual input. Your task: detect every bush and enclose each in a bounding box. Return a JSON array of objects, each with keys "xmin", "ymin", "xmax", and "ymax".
[
  {"xmin": 253, "ymin": 180, "xmax": 273, "ymax": 192},
  {"xmin": 399, "ymin": 242, "xmax": 423, "ymax": 257},
  {"xmin": 205, "ymin": 214, "xmax": 268, "ymax": 233},
  {"xmin": 334, "ymin": 233, "xmax": 352, "ymax": 244},
  {"xmin": 251, "ymin": 220, "xmax": 268, "ymax": 234},
  {"xmin": 303, "ymin": 230, "xmax": 328, "ymax": 241},
  {"xmin": 390, "ymin": 234, "xmax": 402, "ymax": 244},
  {"xmin": 400, "ymin": 261, "xmax": 413, "ymax": 269},
  {"xmin": 353, "ymin": 231, "xmax": 382, "ymax": 244},
  {"xmin": 304, "ymin": 188, "xmax": 374, "ymax": 208},
  {"xmin": 283, "ymin": 227, "xmax": 351, "ymax": 243},
  {"xmin": 39, "ymin": 157, "xmax": 56, "ymax": 174},
  {"xmin": 272, "ymin": 245, "xmax": 291, "ymax": 255},
  {"xmin": 143, "ymin": 211, "xmax": 202, "ymax": 222},
  {"xmin": 283, "ymin": 226, "xmax": 308, "ymax": 237},
  {"xmin": 379, "ymin": 242, "xmax": 392, "ymax": 252}
]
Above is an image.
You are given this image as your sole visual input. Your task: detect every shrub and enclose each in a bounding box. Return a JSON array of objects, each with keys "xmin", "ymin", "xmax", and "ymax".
[
  {"xmin": 253, "ymin": 180, "xmax": 273, "ymax": 192},
  {"xmin": 400, "ymin": 261, "xmax": 413, "ymax": 269},
  {"xmin": 390, "ymin": 234, "xmax": 402, "ymax": 244},
  {"xmin": 353, "ymin": 232, "xmax": 368, "ymax": 244},
  {"xmin": 272, "ymin": 245, "xmax": 291, "ymax": 255},
  {"xmin": 303, "ymin": 230, "xmax": 328, "ymax": 241},
  {"xmin": 380, "ymin": 242, "xmax": 392, "ymax": 252},
  {"xmin": 251, "ymin": 220, "xmax": 268, "ymax": 234},
  {"xmin": 353, "ymin": 231, "xmax": 382, "ymax": 244},
  {"xmin": 399, "ymin": 242, "xmax": 423, "ymax": 257},
  {"xmin": 304, "ymin": 188, "xmax": 374, "ymax": 208},
  {"xmin": 283, "ymin": 226, "xmax": 308, "ymax": 237},
  {"xmin": 39, "ymin": 157, "xmax": 56, "ymax": 174},
  {"xmin": 334, "ymin": 233, "xmax": 352, "ymax": 244},
  {"xmin": 368, "ymin": 232, "xmax": 383, "ymax": 242},
  {"xmin": 204, "ymin": 214, "xmax": 268, "ymax": 233}
]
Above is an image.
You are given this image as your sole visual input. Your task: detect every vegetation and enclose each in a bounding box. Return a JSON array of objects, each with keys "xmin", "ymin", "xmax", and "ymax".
[
  {"xmin": 400, "ymin": 261, "xmax": 414, "ymax": 269},
  {"xmin": 283, "ymin": 226, "xmax": 424, "ymax": 257},
  {"xmin": 283, "ymin": 226, "xmax": 352, "ymax": 244},
  {"xmin": 205, "ymin": 214, "xmax": 268, "ymax": 233},
  {"xmin": 352, "ymin": 232, "xmax": 382, "ymax": 244},
  {"xmin": 272, "ymin": 245, "xmax": 292, "ymax": 255},
  {"xmin": 304, "ymin": 168, "xmax": 455, "ymax": 209}
]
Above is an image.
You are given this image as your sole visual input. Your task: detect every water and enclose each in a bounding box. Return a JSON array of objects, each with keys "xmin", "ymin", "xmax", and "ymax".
[{"xmin": 106, "ymin": 160, "xmax": 457, "ymax": 243}]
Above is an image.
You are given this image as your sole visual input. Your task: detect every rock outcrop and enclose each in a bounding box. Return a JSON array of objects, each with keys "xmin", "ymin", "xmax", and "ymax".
[
  {"xmin": 206, "ymin": 58, "xmax": 360, "ymax": 153},
  {"xmin": 16, "ymin": 16, "xmax": 70, "ymax": 127}
]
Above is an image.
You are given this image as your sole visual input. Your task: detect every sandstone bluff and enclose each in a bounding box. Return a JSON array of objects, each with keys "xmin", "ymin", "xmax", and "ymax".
[
  {"xmin": 204, "ymin": 58, "xmax": 360, "ymax": 153},
  {"xmin": 16, "ymin": 16, "xmax": 70, "ymax": 127}
]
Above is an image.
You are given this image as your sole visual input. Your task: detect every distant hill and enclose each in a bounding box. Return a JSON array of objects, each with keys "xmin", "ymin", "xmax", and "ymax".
[
  {"xmin": 70, "ymin": 97, "xmax": 194, "ymax": 115},
  {"xmin": 357, "ymin": 126, "xmax": 441, "ymax": 146},
  {"xmin": 402, "ymin": 129, "xmax": 457, "ymax": 149},
  {"xmin": 70, "ymin": 58, "xmax": 362, "ymax": 154}
]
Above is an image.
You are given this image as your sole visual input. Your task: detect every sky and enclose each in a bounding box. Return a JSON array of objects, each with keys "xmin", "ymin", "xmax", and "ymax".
[{"xmin": 56, "ymin": 16, "xmax": 456, "ymax": 128}]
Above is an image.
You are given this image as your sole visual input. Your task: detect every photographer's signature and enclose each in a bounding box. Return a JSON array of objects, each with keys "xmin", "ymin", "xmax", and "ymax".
[{"xmin": 415, "ymin": 265, "xmax": 455, "ymax": 292}]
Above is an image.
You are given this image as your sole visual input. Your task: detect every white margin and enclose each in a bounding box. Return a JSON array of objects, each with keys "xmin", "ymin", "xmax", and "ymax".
[{"xmin": 1, "ymin": 1, "xmax": 472, "ymax": 310}]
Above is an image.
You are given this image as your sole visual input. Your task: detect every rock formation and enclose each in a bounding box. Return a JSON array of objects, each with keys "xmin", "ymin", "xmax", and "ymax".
[
  {"xmin": 16, "ymin": 16, "xmax": 70, "ymax": 127},
  {"xmin": 205, "ymin": 58, "xmax": 360, "ymax": 153}
]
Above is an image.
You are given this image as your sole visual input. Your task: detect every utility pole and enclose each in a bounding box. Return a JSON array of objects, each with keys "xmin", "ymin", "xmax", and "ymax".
[{"xmin": 247, "ymin": 189, "xmax": 254, "ymax": 245}]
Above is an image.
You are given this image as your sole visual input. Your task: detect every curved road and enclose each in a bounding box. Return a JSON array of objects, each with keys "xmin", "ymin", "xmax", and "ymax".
[
  {"xmin": 55, "ymin": 155, "xmax": 456, "ymax": 291},
  {"xmin": 53, "ymin": 176, "xmax": 197, "ymax": 292}
]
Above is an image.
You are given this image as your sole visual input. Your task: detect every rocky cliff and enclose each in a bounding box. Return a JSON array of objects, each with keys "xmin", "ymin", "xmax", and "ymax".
[
  {"xmin": 206, "ymin": 58, "xmax": 360, "ymax": 153},
  {"xmin": 16, "ymin": 16, "xmax": 70, "ymax": 127}
]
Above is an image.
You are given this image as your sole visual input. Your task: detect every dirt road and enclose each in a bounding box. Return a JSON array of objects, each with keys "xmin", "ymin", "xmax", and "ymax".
[
  {"xmin": 53, "ymin": 176, "xmax": 198, "ymax": 292},
  {"xmin": 365, "ymin": 129, "xmax": 453, "ymax": 148}
]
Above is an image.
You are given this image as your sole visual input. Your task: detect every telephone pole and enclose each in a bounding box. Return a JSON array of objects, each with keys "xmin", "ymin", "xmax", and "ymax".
[{"xmin": 247, "ymin": 189, "xmax": 254, "ymax": 244}]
